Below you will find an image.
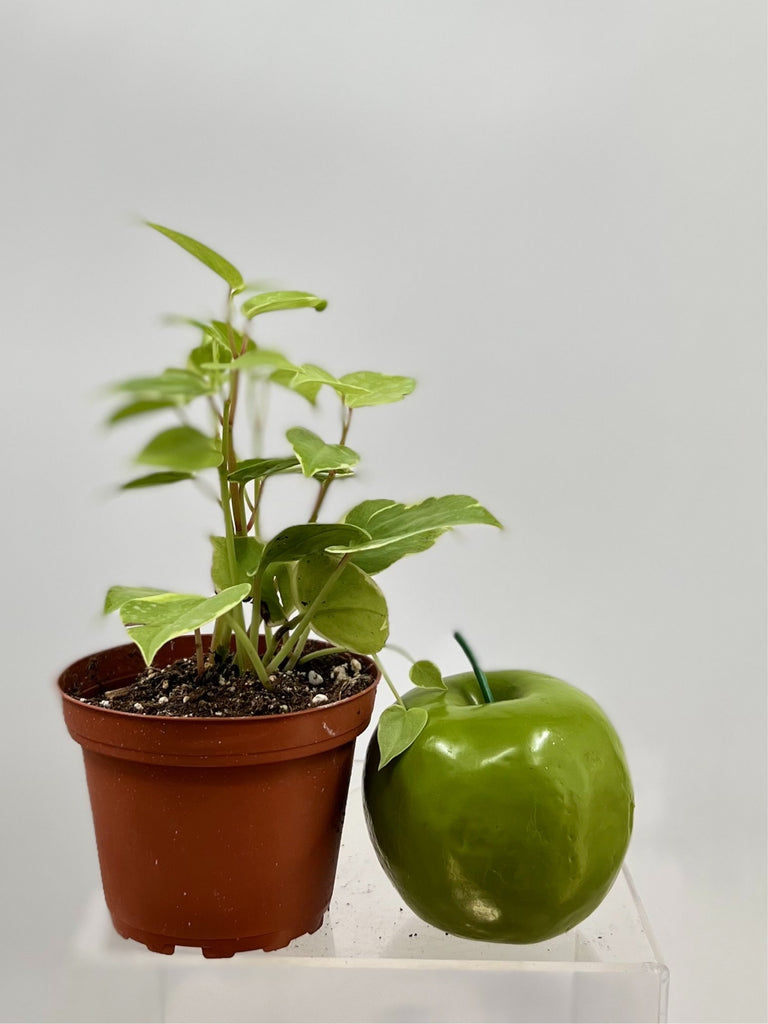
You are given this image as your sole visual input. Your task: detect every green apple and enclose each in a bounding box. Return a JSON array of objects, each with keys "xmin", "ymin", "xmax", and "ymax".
[{"xmin": 363, "ymin": 668, "xmax": 634, "ymax": 943}]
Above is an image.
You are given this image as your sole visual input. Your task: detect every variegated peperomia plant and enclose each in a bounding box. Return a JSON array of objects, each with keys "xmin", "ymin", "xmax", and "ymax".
[{"xmin": 105, "ymin": 222, "xmax": 501, "ymax": 692}]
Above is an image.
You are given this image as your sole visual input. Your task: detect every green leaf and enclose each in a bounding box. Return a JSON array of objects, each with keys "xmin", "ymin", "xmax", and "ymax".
[
  {"xmin": 295, "ymin": 553, "xmax": 389, "ymax": 653},
  {"xmin": 283, "ymin": 366, "xmax": 415, "ymax": 409},
  {"xmin": 270, "ymin": 367, "xmax": 323, "ymax": 404},
  {"xmin": 259, "ymin": 565, "xmax": 295, "ymax": 624},
  {"xmin": 188, "ymin": 340, "xmax": 233, "ymax": 376},
  {"xmin": 258, "ymin": 523, "xmax": 370, "ymax": 573},
  {"xmin": 332, "ymin": 495, "xmax": 502, "ymax": 573},
  {"xmin": 376, "ymin": 705, "xmax": 429, "ymax": 768},
  {"xmin": 206, "ymin": 319, "xmax": 247, "ymax": 353},
  {"xmin": 108, "ymin": 399, "xmax": 177, "ymax": 425},
  {"xmin": 104, "ymin": 585, "xmax": 169, "ymax": 615},
  {"xmin": 286, "ymin": 427, "xmax": 360, "ymax": 478},
  {"xmin": 136, "ymin": 426, "xmax": 223, "ymax": 473},
  {"xmin": 146, "ymin": 222, "xmax": 244, "ymax": 292},
  {"xmin": 241, "ymin": 291, "xmax": 327, "ymax": 319},
  {"xmin": 121, "ymin": 471, "xmax": 195, "ymax": 490},
  {"xmin": 228, "ymin": 456, "xmax": 300, "ymax": 485},
  {"xmin": 409, "ymin": 660, "xmax": 445, "ymax": 689},
  {"xmin": 210, "ymin": 536, "xmax": 265, "ymax": 590},
  {"xmin": 285, "ymin": 363, "xmax": 341, "ymax": 392},
  {"xmin": 112, "ymin": 368, "xmax": 213, "ymax": 402},
  {"xmin": 120, "ymin": 584, "xmax": 251, "ymax": 665},
  {"xmin": 350, "ymin": 527, "xmax": 444, "ymax": 575},
  {"xmin": 337, "ymin": 371, "xmax": 416, "ymax": 408},
  {"xmin": 225, "ymin": 348, "xmax": 295, "ymax": 373},
  {"xmin": 118, "ymin": 593, "xmax": 203, "ymax": 626}
]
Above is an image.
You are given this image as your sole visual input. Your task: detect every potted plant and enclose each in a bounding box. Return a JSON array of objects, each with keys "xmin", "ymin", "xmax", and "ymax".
[{"xmin": 58, "ymin": 222, "xmax": 500, "ymax": 958}]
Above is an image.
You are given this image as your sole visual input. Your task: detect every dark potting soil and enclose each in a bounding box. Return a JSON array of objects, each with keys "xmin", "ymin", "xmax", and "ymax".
[{"xmin": 75, "ymin": 647, "xmax": 374, "ymax": 718}]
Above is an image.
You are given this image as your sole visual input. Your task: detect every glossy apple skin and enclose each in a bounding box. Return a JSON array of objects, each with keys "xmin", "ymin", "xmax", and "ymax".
[{"xmin": 363, "ymin": 670, "xmax": 634, "ymax": 943}]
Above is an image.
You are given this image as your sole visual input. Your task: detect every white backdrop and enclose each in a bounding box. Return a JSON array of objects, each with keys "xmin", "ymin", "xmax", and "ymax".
[{"xmin": 1, "ymin": 2, "xmax": 765, "ymax": 1022}]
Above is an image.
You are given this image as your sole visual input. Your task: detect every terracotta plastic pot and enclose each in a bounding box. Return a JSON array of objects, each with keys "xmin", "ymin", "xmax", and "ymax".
[{"xmin": 58, "ymin": 636, "xmax": 378, "ymax": 957}]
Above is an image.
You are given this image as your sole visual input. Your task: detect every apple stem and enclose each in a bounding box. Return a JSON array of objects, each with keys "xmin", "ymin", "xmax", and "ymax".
[{"xmin": 453, "ymin": 631, "xmax": 495, "ymax": 704}]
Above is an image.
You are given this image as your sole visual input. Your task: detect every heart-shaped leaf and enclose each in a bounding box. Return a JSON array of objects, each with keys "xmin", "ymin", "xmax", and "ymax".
[
  {"xmin": 121, "ymin": 471, "xmax": 195, "ymax": 490},
  {"xmin": 104, "ymin": 586, "xmax": 170, "ymax": 615},
  {"xmin": 208, "ymin": 348, "xmax": 295, "ymax": 374},
  {"xmin": 228, "ymin": 456, "xmax": 300, "ymax": 485},
  {"xmin": 241, "ymin": 291, "xmax": 327, "ymax": 319},
  {"xmin": 258, "ymin": 523, "xmax": 370, "ymax": 573},
  {"xmin": 334, "ymin": 495, "xmax": 501, "ymax": 573},
  {"xmin": 210, "ymin": 536, "xmax": 265, "ymax": 591},
  {"xmin": 376, "ymin": 705, "xmax": 429, "ymax": 768},
  {"xmin": 295, "ymin": 553, "xmax": 389, "ymax": 653},
  {"xmin": 136, "ymin": 426, "xmax": 223, "ymax": 473},
  {"xmin": 146, "ymin": 222, "xmax": 244, "ymax": 292},
  {"xmin": 287, "ymin": 427, "xmax": 359, "ymax": 477},
  {"xmin": 108, "ymin": 399, "xmax": 177, "ymax": 425},
  {"xmin": 409, "ymin": 660, "xmax": 445, "ymax": 689},
  {"xmin": 112, "ymin": 368, "xmax": 213, "ymax": 401},
  {"xmin": 337, "ymin": 371, "xmax": 416, "ymax": 408},
  {"xmin": 119, "ymin": 584, "xmax": 250, "ymax": 665}
]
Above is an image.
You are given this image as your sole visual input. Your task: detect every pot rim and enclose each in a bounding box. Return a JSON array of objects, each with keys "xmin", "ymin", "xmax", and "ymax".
[
  {"xmin": 57, "ymin": 636, "xmax": 378, "ymax": 724},
  {"xmin": 58, "ymin": 636, "xmax": 380, "ymax": 766}
]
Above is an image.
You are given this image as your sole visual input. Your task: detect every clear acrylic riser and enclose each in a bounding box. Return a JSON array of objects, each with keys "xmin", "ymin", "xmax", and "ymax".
[{"xmin": 55, "ymin": 768, "xmax": 669, "ymax": 1024}]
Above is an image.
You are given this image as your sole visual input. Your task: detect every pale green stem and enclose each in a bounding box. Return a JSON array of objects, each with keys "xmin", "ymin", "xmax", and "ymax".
[
  {"xmin": 218, "ymin": 463, "xmax": 238, "ymax": 588},
  {"xmin": 266, "ymin": 554, "xmax": 352, "ymax": 673},
  {"xmin": 229, "ymin": 618, "xmax": 271, "ymax": 687},
  {"xmin": 248, "ymin": 571, "xmax": 264, "ymax": 645},
  {"xmin": 308, "ymin": 404, "xmax": 353, "ymax": 523},
  {"xmin": 297, "ymin": 645, "xmax": 349, "ymax": 665},
  {"xmin": 264, "ymin": 615, "xmax": 300, "ymax": 662},
  {"xmin": 286, "ymin": 623, "xmax": 312, "ymax": 671},
  {"xmin": 385, "ymin": 642, "xmax": 416, "ymax": 664},
  {"xmin": 372, "ymin": 654, "xmax": 406, "ymax": 708}
]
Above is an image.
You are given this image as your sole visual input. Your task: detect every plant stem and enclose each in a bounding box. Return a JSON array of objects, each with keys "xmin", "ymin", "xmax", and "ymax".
[
  {"xmin": 229, "ymin": 618, "xmax": 271, "ymax": 687},
  {"xmin": 218, "ymin": 463, "xmax": 238, "ymax": 588},
  {"xmin": 454, "ymin": 631, "xmax": 495, "ymax": 704},
  {"xmin": 194, "ymin": 628, "xmax": 204, "ymax": 676},
  {"xmin": 286, "ymin": 623, "xmax": 312, "ymax": 671},
  {"xmin": 372, "ymin": 654, "xmax": 406, "ymax": 708},
  {"xmin": 308, "ymin": 405, "xmax": 353, "ymax": 523},
  {"xmin": 385, "ymin": 642, "xmax": 416, "ymax": 664},
  {"xmin": 297, "ymin": 645, "xmax": 349, "ymax": 665},
  {"xmin": 265, "ymin": 553, "xmax": 352, "ymax": 673}
]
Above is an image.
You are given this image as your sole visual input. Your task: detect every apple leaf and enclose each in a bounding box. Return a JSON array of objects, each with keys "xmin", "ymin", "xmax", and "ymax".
[
  {"xmin": 118, "ymin": 584, "xmax": 251, "ymax": 665},
  {"xmin": 295, "ymin": 553, "xmax": 389, "ymax": 654},
  {"xmin": 241, "ymin": 291, "xmax": 327, "ymax": 319},
  {"xmin": 136, "ymin": 426, "xmax": 223, "ymax": 473},
  {"xmin": 409, "ymin": 660, "xmax": 445, "ymax": 689},
  {"xmin": 376, "ymin": 705, "xmax": 429, "ymax": 768},
  {"xmin": 146, "ymin": 222, "xmax": 245, "ymax": 292},
  {"xmin": 286, "ymin": 427, "xmax": 359, "ymax": 478}
]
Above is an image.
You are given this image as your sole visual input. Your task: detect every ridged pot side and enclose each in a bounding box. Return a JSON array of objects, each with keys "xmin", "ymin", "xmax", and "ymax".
[{"xmin": 59, "ymin": 636, "xmax": 379, "ymax": 957}]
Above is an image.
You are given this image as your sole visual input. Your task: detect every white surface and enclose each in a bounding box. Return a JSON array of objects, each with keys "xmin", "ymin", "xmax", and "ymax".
[
  {"xmin": 52, "ymin": 778, "xmax": 668, "ymax": 1023},
  {"xmin": 1, "ymin": 3, "xmax": 765, "ymax": 1022}
]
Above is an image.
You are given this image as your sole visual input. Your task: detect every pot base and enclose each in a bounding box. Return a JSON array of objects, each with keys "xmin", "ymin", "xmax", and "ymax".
[{"xmin": 111, "ymin": 910, "xmax": 326, "ymax": 957}]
